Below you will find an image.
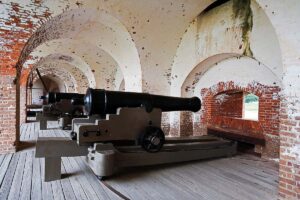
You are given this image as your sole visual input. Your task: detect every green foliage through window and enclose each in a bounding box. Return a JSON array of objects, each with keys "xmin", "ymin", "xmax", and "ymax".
[{"xmin": 245, "ymin": 93, "xmax": 258, "ymax": 103}]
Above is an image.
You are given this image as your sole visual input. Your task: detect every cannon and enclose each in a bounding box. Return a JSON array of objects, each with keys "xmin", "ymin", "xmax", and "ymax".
[
  {"xmin": 71, "ymin": 89, "xmax": 200, "ymax": 147},
  {"xmin": 36, "ymin": 92, "xmax": 85, "ymax": 130},
  {"xmin": 45, "ymin": 92, "xmax": 85, "ymax": 104},
  {"xmin": 84, "ymin": 89, "xmax": 201, "ymax": 115},
  {"xmin": 36, "ymin": 88, "xmax": 236, "ymax": 181}
]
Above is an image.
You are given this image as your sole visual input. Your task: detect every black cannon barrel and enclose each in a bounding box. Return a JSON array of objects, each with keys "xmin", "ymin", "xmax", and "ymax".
[
  {"xmin": 46, "ymin": 92, "xmax": 85, "ymax": 104},
  {"xmin": 26, "ymin": 111, "xmax": 37, "ymax": 117},
  {"xmin": 40, "ymin": 95, "xmax": 47, "ymax": 100},
  {"xmin": 84, "ymin": 88, "xmax": 201, "ymax": 115},
  {"xmin": 71, "ymin": 98, "xmax": 85, "ymax": 106}
]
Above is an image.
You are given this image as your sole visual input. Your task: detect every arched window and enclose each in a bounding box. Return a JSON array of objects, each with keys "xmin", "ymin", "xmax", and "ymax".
[{"xmin": 243, "ymin": 93, "xmax": 259, "ymax": 120}]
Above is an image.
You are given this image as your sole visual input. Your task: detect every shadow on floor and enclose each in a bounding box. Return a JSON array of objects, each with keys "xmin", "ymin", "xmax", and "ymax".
[{"xmin": 17, "ymin": 141, "xmax": 36, "ymax": 151}]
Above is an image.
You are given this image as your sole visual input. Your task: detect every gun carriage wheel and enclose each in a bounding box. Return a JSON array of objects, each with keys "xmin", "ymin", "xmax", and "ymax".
[
  {"xmin": 139, "ymin": 126, "xmax": 165, "ymax": 153},
  {"xmin": 70, "ymin": 131, "xmax": 77, "ymax": 140}
]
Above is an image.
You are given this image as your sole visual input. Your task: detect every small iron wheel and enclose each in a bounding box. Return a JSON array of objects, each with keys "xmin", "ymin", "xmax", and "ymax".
[
  {"xmin": 70, "ymin": 131, "xmax": 77, "ymax": 140},
  {"xmin": 139, "ymin": 126, "xmax": 165, "ymax": 153}
]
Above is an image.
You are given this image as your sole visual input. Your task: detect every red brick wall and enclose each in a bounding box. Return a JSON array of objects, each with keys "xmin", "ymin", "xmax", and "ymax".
[
  {"xmin": 200, "ymin": 81, "xmax": 280, "ymax": 158},
  {"xmin": 180, "ymin": 111, "xmax": 194, "ymax": 136},
  {"xmin": 161, "ymin": 112, "xmax": 170, "ymax": 136},
  {"xmin": 278, "ymin": 96, "xmax": 300, "ymax": 199},
  {"xmin": 212, "ymin": 91, "xmax": 243, "ymax": 118},
  {"xmin": 20, "ymin": 85, "xmax": 27, "ymax": 125},
  {"xmin": 0, "ymin": 75, "xmax": 17, "ymax": 153},
  {"xmin": 0, "ymin": 1, "xmax": 51, "ymax": 154}
]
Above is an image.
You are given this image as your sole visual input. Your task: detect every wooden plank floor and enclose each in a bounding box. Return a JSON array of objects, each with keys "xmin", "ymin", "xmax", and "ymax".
[
  {"xmin": 0, "ymin": 122, "xmax": 278, "ymax": 200},
  {"xmin": 1, "ymin": 122, "xmax": 120, "ymax": 200}
]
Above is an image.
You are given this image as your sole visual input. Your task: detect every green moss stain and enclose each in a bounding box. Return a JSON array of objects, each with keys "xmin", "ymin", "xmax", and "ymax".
[{"xmin": 232, "ymin": 0, "xmax": 253, "ymax": 57}]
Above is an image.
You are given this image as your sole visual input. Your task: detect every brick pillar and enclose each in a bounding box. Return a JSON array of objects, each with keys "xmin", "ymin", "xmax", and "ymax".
[
  {"xmin": 161, "ymin": 112, "xmax": 170, "ymax": 136},
  {"xmin": 0, "ymin": 74, "xmax": 17, "ymax": 154},
  {"xmin": 278, "ymin": 66, "xmax": 300, "ymax": 199},
  {"xmin": 169, "ymin": 111, "xmax": 180, "ymax": 136},
  {"xmin": 180, "ymin": 111, "xmax": 193, "ymax": 136},
  {"xmin": 20, "ymin": 85, "xmax": 26, "ymax": 124}
]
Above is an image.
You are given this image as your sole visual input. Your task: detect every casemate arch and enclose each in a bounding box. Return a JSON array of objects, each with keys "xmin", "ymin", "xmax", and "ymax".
[
  {"xmin": 169, "ymin": 0, "xmax": 283, "ymax": 137},
  {"xmin": 175, "ymin": 55, "xmax": 282, "ymax": 137},
  {"xmin": 25, "ymin": 52, "xmax": 96, "ymax": 89},
  {"xmin": 30, "ymin": 65, "xmax": 79, "ymax": 93},
  {"xmin": 18, "ymin": 8, "xmax": 142, "ymax": 92},
  {"xmin": 29, "ymin": 75, "xmax": 66, "ymax": 105},
  {"xmin": 24, "ymin": 39, "xmax": 123, "ymax": 90},
  {"xmin": 170, "ymin": 0, "xmax": 283, "ymax": 98},
  {"xmin": 30, "ymin": 60, "xmax": 91, "ymax": 94}
]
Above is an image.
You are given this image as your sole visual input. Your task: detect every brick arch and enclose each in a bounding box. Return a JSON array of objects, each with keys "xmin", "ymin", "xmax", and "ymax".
[
  {"xmin": 171, "ymin": 54, "xmax": 281, "ymax": 137},
  {"xmin": 201, "ymin": 81, "xmax": 275, "ymax": 123}
]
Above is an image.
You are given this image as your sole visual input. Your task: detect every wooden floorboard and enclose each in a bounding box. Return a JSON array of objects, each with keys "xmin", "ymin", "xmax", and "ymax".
[
  {"xmin": 0, "ymin": 154, "xmax": 5, "ymax": 169},
  {"xmin": 40, "ymin": 157, "xmax": 55, "ymax": 200},
  {"xmin": 0, "ymin": 154, "xmax": 13, "ymax": 186},
  {"xmin": 60, "ymin": 161, "xmax": 77, "ymax": 200},
  {"xmin": 0, "ymin": 122, "xmax": 279, "ymax": 200},
  {"xmin": 0, "ymin": 153, "xmax": 20, "ymax": 200},
  {"xmin": 31, "ymin": 152, "xmax": 42, "ymax": 200}
]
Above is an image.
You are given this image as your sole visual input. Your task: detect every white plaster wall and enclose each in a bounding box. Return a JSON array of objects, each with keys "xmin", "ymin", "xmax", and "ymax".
[
  {"xmin": 250, "ymin": 0, "xmax": 282, "ymax": 76},
  {"xmin": 31, "ymin": 76, "xmax": 65, "ymax": 105},
  {"xmin": 37, "ymin": 61, "xmax": 89, "ymax": 93},
  {"xmin": 170, "ymin": 56, "xmax": 281, "ymax": 135},
  {"xmin": 170, "ymin": 0, "xmax": 283, "ymax": 97},
  {"xmin": 20, "ymin": 8, "xmax": 142, "ymax": 92},
  {"xmin": 114, "ymin": 70, "xmax": 125, "ymax": 91},
  {"xmin": 31, "ymin": 79, "xmax": 45, "ymax": 105},
  {"xmin": 253, "ymin": 2, "xmax": 300, "ymax": 194},
  {"xmin": 182, "ymin": 53, "xmax": 239, "ymax": 96},
  {"xmin": 193, "ymin": 57, "xmax": 281, "ymax": 99},
  {"xmin": 26, "ymin": 39, "xmax": 123, "ymax": 90},
  {"xmin": 32, "ymin": 66, "xmax": 78, "ymax": 93},
  {"xmin": 15, "ymin": 1, "xmax": 218, "ymax": 94},
  {"xmin": 170, "ymin": 20, "xmax": 198, "ymax": 96},
  {"xmin": 26, "ymin": 51, "xmax": 96, "ymax": 89}
]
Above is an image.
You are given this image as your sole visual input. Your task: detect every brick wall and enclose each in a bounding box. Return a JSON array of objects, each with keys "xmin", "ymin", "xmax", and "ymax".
[
  {"xmin": 200, "ymin": 81, "xmax": 280, "ymax": 158},
  {"xmin": 180, "ymin": 111, "xmax": 194, "ymax": 136},
  {"xmin": 278, "ymin": 95, "xmax": 300, "ymax": 199},
  {"xmin": 212, "ymin": 91, "xmax": 243, "ymax": 118},
  {"xmin": 20, "ymin": 85, "xmax": 26, "ymax": 124},
  {"xmin": 0, "ymin": 1, "xmax": 51, "ymax": 154},
  {"xmin": 0, "ymin": 75, "xmax": 17, "ymax": 153},
  {"xmin": 161, "ymin": 112, "xmax": 170, "ymax": 136}
]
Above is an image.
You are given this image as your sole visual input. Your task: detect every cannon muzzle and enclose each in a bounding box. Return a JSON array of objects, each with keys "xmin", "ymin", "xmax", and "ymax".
[{"xmin": 84, "ymin": 88, "xmax": 201, "ymax": 115}]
